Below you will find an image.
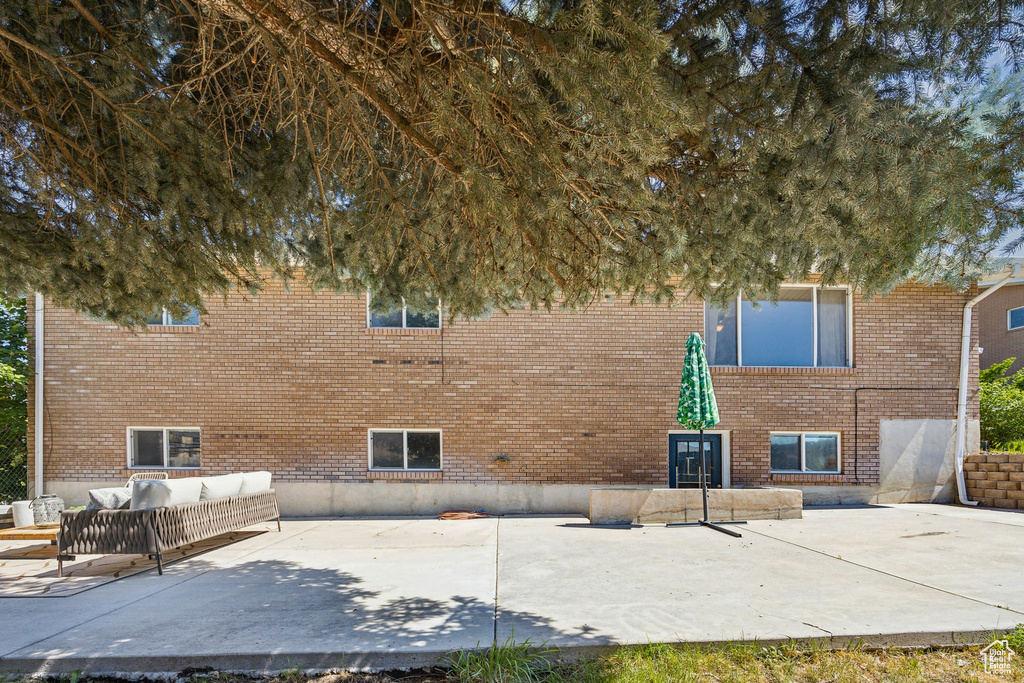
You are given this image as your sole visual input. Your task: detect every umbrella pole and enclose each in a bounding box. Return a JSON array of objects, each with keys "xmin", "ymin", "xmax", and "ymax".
[
  {"xmin": 696, "ymin": 428, "xmax": 744, "ymax": 538},
  {"xmin": 699, "ymin": 429, "xmax": 709, "ymax": 522}
]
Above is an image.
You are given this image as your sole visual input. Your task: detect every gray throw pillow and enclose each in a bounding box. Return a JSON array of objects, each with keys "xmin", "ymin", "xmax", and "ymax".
[{"xmin": 86, "ymin": 487, "xmax": 132, "ymax": 511}]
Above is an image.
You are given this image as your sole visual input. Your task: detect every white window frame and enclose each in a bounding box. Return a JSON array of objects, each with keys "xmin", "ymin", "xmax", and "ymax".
[
  {"xmin": 126, "ymin": 426, "xmax": 201, "ymax": 470},
  {"xmin": 367, "ymin": 428, "xmax": 443, "ymax": 471},
  {"xmin": 366, "ymin": 293, "xmax": 442, "ymax": 330},
  {"xmin": 707, "ymin": 284, "xmax": 853, "ymax": 367},
  {"xmin": 149, "ymin": 307, "xmax": 200, "ymax": 326},
  {"xmin": 769, "ymin": 431, "xmax": 841, "ymax": 474},
  {"xmin": 1009, "ymin": 305, "xmax": 1024, "ymax": 331}
]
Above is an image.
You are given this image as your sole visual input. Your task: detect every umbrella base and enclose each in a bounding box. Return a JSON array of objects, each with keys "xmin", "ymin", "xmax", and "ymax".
[{"xmin": 666, "ymin": 520, "xmax": 745, "ymax": 538}]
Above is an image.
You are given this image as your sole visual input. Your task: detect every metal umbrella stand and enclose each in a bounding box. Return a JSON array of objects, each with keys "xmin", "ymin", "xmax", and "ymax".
[{"xmin": 669, "ymin": 333, "xmax": 744, "ymax": 538}]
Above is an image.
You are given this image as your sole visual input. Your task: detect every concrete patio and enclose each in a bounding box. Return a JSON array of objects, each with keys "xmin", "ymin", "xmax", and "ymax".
[{"xmin": 2, "ymin": 503, "xmax": 1023, "ymax": 675}]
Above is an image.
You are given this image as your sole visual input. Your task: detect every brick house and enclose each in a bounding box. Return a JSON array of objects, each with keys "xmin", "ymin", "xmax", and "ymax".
[
  {"xmin": 26, "ymin": 277, "xmax": 981, "ymax": 515},
  {"xmin": 978, "ymin": 262, "xmax": 1024, "ymax": 376}
]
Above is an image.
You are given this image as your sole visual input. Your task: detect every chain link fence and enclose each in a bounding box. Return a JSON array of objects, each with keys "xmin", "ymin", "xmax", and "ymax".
[{"xmin": 0, "ymin": 423, "xmax": 28, "ymax": 504}]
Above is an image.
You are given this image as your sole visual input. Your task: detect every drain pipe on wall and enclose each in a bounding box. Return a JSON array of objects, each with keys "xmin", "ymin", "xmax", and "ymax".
[
  {"xmin": 34, "ymin": 293, "xmax": 44, "ymax": 497},
  {"xmin": 954, "ymin": 265, "xmax": 1022, "ymax": 505}
]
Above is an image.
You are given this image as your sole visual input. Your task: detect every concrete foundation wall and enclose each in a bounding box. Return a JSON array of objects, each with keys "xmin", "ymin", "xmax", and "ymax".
[{"xmin": 46, "ymin": 480, "xmax": 656, "ymax": 516}]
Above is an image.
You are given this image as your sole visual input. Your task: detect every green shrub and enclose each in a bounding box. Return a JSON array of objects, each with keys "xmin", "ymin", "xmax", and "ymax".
[
  {"xmin": 980, "ymin": 358, "xmax": 1024, "ymax": 446},
  {"xmin": 1007, "ymin": 624, "xmax": 1024, "ymax": 652}
]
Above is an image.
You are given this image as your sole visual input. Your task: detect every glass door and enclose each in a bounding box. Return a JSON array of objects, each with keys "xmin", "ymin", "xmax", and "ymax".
[{"xmin": 668, "ymin": 434, "xmax": 723, "ymax": 489}]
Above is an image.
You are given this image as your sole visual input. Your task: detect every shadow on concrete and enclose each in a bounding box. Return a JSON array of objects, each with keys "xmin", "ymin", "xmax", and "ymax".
[{"xmin": 0, "ymin": 555, "xmax": 605, "ymax": 674}]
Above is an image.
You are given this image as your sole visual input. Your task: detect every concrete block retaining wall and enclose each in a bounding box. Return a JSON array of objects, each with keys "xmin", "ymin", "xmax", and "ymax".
[
  {"xmin": 964, "ymin": 452, "xmax": 1024, "ymax": 509},
  {"xmin": 589, "ymin": 487, "xmax": 803, "ymax": 525}
]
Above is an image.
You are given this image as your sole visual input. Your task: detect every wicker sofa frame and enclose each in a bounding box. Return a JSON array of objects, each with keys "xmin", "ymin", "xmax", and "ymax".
[{"xmin": 56, "ymin": 489, "xmax": 281, "ymax": 576}]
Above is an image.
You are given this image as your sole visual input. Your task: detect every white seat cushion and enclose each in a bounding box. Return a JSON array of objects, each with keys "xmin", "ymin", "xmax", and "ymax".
[
  {"xmin": 199, "ymin": 473, "xmax": 243, "ymax": 501},
  {"xmin": 238, "ymin": 471, "xmax": 272, "ymax": 494},
  {"xmin": 130, "ymin": 478, "xmax": 203, "ymax": 510}
]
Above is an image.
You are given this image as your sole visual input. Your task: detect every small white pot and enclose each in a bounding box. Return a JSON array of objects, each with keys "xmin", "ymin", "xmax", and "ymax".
[{"xmin": 11, "ymin": 500, "xmax": 34, "ymax": 528}]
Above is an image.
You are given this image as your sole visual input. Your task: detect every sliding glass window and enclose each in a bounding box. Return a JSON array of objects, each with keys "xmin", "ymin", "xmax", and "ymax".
[{"xmin": 705, "ymin": 287, "xmax": 850, "ymax": 367}]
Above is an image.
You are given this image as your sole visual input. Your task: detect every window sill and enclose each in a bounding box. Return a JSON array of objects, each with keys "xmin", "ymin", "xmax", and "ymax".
[
  {"xmin": 770, "ymin": 472, "xmax": 845, "ymax": 484},
  {"xmin": 365, "ymin": 327, "xmax": 441, "ymax": 336},
  {"xmin": 145, "ymin": 325, "xmax": 200, "ymax": 334},
  {"xmin": 367, "ymin": 469, "xmax": 443, "ymax": 481},
  {"xmin": 710, "ymin": 366, "xmax": 855, "ymax": 375}
]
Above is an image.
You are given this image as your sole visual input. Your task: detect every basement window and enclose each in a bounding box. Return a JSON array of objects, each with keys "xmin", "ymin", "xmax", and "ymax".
[
  {"xmin": 770, "ymin": 432, "xmax": 840, "ymax": 473},
  {"xmin": 368, "ymin": 429, "xmax": 442, "ymax": 470},
  {"xmin": 128, "ymin": 427, "xmax": 201, "ymax": 469}
]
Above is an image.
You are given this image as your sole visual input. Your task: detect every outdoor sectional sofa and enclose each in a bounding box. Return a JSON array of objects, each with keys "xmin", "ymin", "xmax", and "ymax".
[{"xmin": 57, "ymin": 486, "xmax": 281, "ymax": 576}]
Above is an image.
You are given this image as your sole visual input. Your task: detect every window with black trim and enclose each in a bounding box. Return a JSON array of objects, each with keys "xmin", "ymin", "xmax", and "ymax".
[{"xmin": 369, "ymin": 429, "xmax": 442, "ymax": 470}]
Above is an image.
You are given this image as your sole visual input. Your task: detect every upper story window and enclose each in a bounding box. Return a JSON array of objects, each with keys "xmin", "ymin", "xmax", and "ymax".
[
  {"xmin": 147, "ymin": 306, "xmax": 199, "ymax": 326},
  {"xmin": 367, "ymin": 293, "xmax": 441, "ymax": 329},
  {"xmin": 128, "ymin": 427, "xmax": 201, "ymax": 469},
  {"xmin": 705, "ymin": 286, "xmax": 851, "ymax": 367},
  {"xmin": 1009, "ymin": 306, "xmax": 1024, "ymax": 331}
]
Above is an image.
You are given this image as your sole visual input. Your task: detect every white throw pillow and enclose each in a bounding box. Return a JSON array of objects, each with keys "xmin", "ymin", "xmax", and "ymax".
[
  {"xmin": 130, "ymin": 480, "xmax": 171, "ymax": 510},
  {"xmin": 200, "ymin": 473, "xmax": 243, "ymax": 501},
  {"xmin": 130, "ymin": 478, "xmax": 203, "ymax": 510},
  {"xmin": 87, "ymin": 487, "xmax": 132, "ymax": 511},
  {"xmin": 238, "ymin": 471, "xmax": 272, "ymax": 494}
]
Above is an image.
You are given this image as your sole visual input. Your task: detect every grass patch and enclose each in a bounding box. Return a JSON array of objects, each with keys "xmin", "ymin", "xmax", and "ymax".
[
  {"xmin": 5, "ymin": 638, "xmax": 1024, "ymax": 683},
  {"xmin": 445, "ymin": 637, "xmax": 560, "ymax": 682},
  {"xmin": 990, "ymin": 440, "xmax": 1024, "ymax": 453}
]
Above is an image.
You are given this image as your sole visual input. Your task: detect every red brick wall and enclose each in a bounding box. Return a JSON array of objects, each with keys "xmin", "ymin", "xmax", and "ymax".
[
  {"xmin": 26, "ymin": 280, "xmax": 978, "ymax": 489},
  {"xmin": 978, "ymin": 282, "xmax": 1024, "ymax": 375}
]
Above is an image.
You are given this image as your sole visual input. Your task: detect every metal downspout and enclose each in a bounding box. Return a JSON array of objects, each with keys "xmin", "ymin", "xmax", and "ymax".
[
  {"xmin": 34, "ymin": 293, "xmax": 44, "ymax": 497},
  {"xmin": 955, "ymin": 265, "xmax": 1022, "ymax": 505}
]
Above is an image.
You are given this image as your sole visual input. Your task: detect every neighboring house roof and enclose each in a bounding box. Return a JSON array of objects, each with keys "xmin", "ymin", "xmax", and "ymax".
[{"xmin": 979, "ymin": 258, "xmax": 1024, "ymax": 288}]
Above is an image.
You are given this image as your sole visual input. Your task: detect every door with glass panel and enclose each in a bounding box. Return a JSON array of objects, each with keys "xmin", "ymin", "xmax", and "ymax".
[{"xmin": 668, "ymin": 434, "xmax": 722, "ymax": 489}]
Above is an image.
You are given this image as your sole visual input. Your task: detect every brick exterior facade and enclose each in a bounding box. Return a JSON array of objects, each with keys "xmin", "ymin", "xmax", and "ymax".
[
  {"xmin": 978, "ymin": 282, "xmax": 1024, "ymax": 376},
  {"xmin": 26, "ymin": 279, "xmax": 979, "ymax": 492},
  {"xmin": 964, "ymin": 452, "xmax": 1024, "ymax": 509}
]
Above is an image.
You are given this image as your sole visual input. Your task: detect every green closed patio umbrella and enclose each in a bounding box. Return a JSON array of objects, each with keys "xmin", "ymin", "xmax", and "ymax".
[{"xmin": 674, "ymin": 332, "xmax": 743, "ymax": 537}]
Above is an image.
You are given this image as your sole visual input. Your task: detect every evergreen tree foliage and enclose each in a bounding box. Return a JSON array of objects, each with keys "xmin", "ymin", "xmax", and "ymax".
[{"xmin": 1, "ymin": 0, "xmax": 1023, "ymax": 322}]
